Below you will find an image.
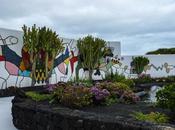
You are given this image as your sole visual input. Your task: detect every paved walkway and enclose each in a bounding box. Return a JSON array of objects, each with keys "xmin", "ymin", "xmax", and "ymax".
[{"xmin": 0, "ymin": 97, "xmax": 17, "ymax": 130}]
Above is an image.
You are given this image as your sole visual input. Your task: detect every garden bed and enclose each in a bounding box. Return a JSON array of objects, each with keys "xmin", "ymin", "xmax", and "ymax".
[{"xmin": 12, "ymin": 96, "xmax": 175, "ymax": 130}]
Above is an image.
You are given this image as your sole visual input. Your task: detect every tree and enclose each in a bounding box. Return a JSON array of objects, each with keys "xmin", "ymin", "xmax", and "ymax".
[
  {"xmin": 22, "ymin": 24, "xmax": 64, "ymax": 86},
  {"xmin": 146, "ymin": 48, "xmax": 175, "ymax": 55},
  {"xmin": 131, "ymin": 56, "xmax": 149, "ymax": 75},
  {"xmin": 77, "ymin": 35, "xmax": 106, "ymax": 81}
]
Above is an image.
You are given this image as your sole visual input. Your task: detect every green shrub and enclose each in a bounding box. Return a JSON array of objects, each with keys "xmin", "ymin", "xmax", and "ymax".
[
  {"xmin": 96, "ymin": 82, "xmax": 140, "ymax": 103},
  {"xmin": 97, "ymin": 82, "xmax": 131, "ymax": 92},
  {"xmin": 133, "ymin": 75, "xmax": 175, "ymax": 84},
  {"xmin": 67, "ymin": 78, "xmax": 93, "ymax": 87},
  {"xmin": 156, "ymin": 83, "xmax": 175, "ymax": 111},
  {"xmin": 121, "ymin": 79, "xmax": 135, "ymax": 88},
  {"xmin": 104, "ymin": 72, "xmax": 135, "ymax": 88},
  {"xmin": 53, "ymin": 86, "xmax": 93, "ymax": 107},
  {"xmin": 26, "ymin": 91, "xmax": 52, "ymax": 102},
  {"xmin": 113, "ymin": 82, "xmax": 131, "ymax": 91},
  {"xmin": 132, "ymin": 112, "xmax": 169, "ymax": 124},
  {"xmin": 133, "ymin": 74, "xmax": 153, "ymax": 84},
  {"xmin": 104, "ymin": 96, "xmax": 118, "ymax": 106},
  {"xmin": 110, "ymin": 73, "xmax": 126, "ymax": 81}
]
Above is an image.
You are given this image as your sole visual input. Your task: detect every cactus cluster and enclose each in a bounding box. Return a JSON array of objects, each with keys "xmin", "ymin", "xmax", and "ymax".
[
  {"xmin": 77, "ymin": 35, "xmax": 106, "ymax": 81},
  {"xmin": 22, "ymin": 24, "xmax": 64, "ymax": 85}
]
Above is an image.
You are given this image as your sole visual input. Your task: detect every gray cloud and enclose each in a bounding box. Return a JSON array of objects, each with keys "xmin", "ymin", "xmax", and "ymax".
[{"xmin": 0, "ymin": 0, "xmax": 175, "ymax": 55}]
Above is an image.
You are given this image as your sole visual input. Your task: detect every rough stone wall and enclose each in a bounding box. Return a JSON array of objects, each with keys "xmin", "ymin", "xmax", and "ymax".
[{"xmin": 12, "ymin": 97, "xmax": 175, "ymax": 130}]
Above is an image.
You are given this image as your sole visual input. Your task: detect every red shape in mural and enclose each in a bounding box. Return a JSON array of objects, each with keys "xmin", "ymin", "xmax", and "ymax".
[
  {"xmin": 70, "ymin": 51, "xmax": 78, "ymax": 73},
  {"xmin": 0, "ymin": 56, "xmax": 5, "ymax": 61}
]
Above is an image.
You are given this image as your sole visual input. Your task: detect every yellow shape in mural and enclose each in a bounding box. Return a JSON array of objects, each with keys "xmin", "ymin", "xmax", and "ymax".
[
  {"xmin": 35, "ymin": 69, "xmax": 46, "ymax": 82},
  {"xmin": 64, "ymin": 58, "xmax": 70, "ymax": 65}
]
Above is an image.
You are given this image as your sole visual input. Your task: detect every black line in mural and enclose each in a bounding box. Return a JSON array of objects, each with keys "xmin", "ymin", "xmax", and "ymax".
[
  {"xmin": 0, "ymin": 36, "xmax": 79, "ymax": 88},
  {"xmin": 0, "ymin": 35, "xmax": 18, "ymax": 45},
  {"xmin": 0, "ymin": 35, "xmax": 20, "ymax": 89},
  {"xmin": 144, "ymin": 63, "xmax": 175, "ymax": 73},
  {"xmin": 0, "ymin": 77, "xmax": 7, "ymax": 89},
  {"xmin": 19, "ymin": 77, "xmax": 24, "ymax": 88}
]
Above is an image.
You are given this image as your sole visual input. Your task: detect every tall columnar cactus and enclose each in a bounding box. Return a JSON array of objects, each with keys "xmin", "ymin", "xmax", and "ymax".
[
  {"xmin": 77, "ymin": 35, "xmax": 106, "ymax": 81},
  {"xmin": 22, "ymin": 24, "xmax": 64, "ymax": 86},
  {"xmin": 22, "ymin": 24, "xmax": 39, "ymax": 86}
]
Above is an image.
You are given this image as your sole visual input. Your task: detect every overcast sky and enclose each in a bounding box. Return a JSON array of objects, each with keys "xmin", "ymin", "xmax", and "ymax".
[{"xmin": 0, "ymin": 0, "xmax": 175, "ymax": 55}]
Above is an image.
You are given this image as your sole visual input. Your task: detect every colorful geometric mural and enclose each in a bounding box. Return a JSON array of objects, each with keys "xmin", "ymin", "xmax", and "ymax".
[
  {"xmin": 0, "ymin": 34, "xmax": 78, "ymax": 88},
  {"xmin": 1, "ymin": 29, "xmax": 175, "ymax": 89}
]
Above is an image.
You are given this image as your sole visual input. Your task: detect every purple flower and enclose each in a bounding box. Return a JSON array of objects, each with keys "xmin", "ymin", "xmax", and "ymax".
[
  {"xmin": 90, "ymin": 87, "xmax": 110, "ymax": 100},
  {"xmin": 90, "ymin": 86, "xmax": 99, "ymax": 95}
]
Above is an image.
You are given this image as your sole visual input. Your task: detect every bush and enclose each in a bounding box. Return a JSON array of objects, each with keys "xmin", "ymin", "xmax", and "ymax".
[
  {"xmin": 90, "ymin": 86, "xmax": 110, "ymax": 104},
  {"xmin": 104, "ymin": 96, "xmax": 118, "ymax": 106},
  {"xmin": 53, "ymin": 86, "xmax": 93, "ymax": 107},
  {"xmin": 27, "ymin": 81, "xmax": 140, "ymax": 107},
  {"xmin": 121, "ymin": 90, "xmax": 140, "ymax": 103},
  {"xmin": 67, "ymin": 78, "xmax": 93, "ymax": 87},
  {"xmin": 26, "ymin": 91, "xmax": 52, "ymax": 102},
  {"xmin": 95, "ymin": 82, "xmax": 140, "ymax": 103},
  {"xmin": 156, "ymin": 83, "xmax": 175, "ymax": 112},
  {"xmin": 121, "ymin": 79, "xmax": 135, "ymax": 88},
  {"xmin": 132, "ymin": 112, "xmax": 169, "ymax": 124},
  {"xmin": 133, "ymin": 74, "xmax": 153, "ymax": 84},
  {"xmin": 105, "ymin": 73, "xmax": 135, "ymax": 88},
  {"xmin": 133, "ymin": 75, "xmax": 175, "ymax": 85}
]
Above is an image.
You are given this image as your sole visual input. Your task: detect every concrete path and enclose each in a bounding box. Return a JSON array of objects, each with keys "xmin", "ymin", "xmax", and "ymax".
[{"xmin": 0, "ymin": 97, "xmax": 17, "ymax": 130}]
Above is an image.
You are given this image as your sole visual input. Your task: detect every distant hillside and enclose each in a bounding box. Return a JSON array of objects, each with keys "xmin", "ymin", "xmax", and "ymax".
[{"xmin": 146, "ymin": 48, "xmax": 175, "ymax": 55}]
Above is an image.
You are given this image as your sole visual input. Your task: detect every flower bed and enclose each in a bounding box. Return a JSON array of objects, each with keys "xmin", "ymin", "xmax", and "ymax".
[{"xmin": 25, "ymin": 82, "xmax": 140, "ymax": 108}]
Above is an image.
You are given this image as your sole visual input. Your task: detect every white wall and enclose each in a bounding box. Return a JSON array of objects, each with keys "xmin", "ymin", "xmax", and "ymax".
[
  {"xmin": 0, "ymin": 28, "xmax": 121, "ymax": 88},
  {"xmin": 1, "ymin": 27, "xmax": 174, "ymax": 89},
  {"xmin": 116, "ymin": 55, "xmax": 175, "ymax": 78},
  {"xmin": 107, "ymin": 41, "xmax": 121, "ymax": 57}
]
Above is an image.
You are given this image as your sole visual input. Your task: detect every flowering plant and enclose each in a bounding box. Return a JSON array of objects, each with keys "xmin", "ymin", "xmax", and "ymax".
[{"xmin": 90, "ymin": 86, "xmax": 110, "ymax": 103}]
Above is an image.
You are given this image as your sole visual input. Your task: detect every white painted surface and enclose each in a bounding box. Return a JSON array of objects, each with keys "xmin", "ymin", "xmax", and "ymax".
[
  {"xmin": 0, "ymin": 97, "xmax": 17, "ymax": 130},
  {"xmin": 0, "ymin": 28, "xmax": 121, "ymax": 88},
  {"xmin": 1, "ymin": 28, "xmax": 175, "ymax": 88},
  {"xmin": 118, "ymin": 55, "xmax": 175, "ymax": 78}
]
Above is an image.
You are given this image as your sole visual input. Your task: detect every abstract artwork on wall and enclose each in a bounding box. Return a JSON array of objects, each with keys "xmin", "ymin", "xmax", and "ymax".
[{"xmin": 0, "ymin": 35, "xmax": 78, "ymax": 88}]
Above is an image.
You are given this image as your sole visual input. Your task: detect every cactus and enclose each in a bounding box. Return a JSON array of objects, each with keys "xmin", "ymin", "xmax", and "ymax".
[
  {"xmin": 131, "ymin": 56, "xmax": 150, "ymax": 75},
  {"xmin": 22, "ymin": 24, "xmax": 64, "ymax": 86},
  {"xmin": 77, "ymin": 35, "xmax": 106, "ymax": 81}
]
